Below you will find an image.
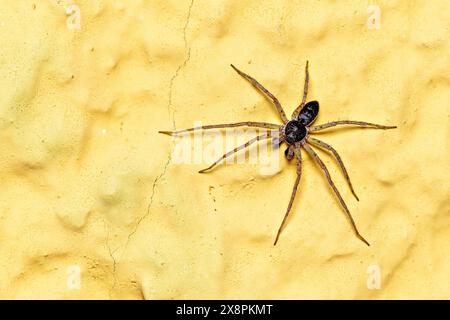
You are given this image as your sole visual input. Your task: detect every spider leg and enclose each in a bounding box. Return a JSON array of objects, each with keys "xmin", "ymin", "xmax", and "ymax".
[
  {"xmin": 274, "ymin": 146, "xmax": 302, "ymax": 245},
  {"xmin": 291, "ymin": 61, "xmax": 310, "ymax": 119},
  {"xmin": 309, "ymin": 120, "xmax": 396, "ymax": 132},
  {"xmin": 198, "ymin": 132, "xmax": 272, "ymax": 173},
  {"xmin": 302, "ymin": 143, "xmax": 370, "ymax": 246},
  {"xmin": 271, "ymin": 135, "xmax": 283, "ymax": 150},
  {"xmin": 284, "ymin": 145, "xmax": 295, "ymax": 160},
  {"xmin": 230, "ymin": 64, "xmax": 289, "ymax": 123},
  {"xmin": 159, "ymin": 121, "xmax": 280, "ymax": 136},
  {"xmin": 308, "ymin": 137, "xmax": 359, "ymax": 201}
]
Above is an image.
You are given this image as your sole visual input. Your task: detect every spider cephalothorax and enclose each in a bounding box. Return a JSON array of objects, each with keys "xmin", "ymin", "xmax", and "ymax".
[
  {"xmin": 283, "ymin": 120, "xmax": 307, "ymax": 145},
  {"xmin": 160, "ymin": 61, "xmax": 396, "ymax": 246}
]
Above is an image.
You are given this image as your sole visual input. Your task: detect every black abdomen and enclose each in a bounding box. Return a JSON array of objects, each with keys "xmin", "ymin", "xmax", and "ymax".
[{"xmin": 298, "ymin": 101, "xmax": 319, "ymax": 125}]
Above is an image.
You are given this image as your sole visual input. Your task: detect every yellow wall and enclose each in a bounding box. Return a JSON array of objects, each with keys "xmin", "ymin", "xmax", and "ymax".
[{"xmin": 0, "ymin": 0, "xmax": 448, "ymax": 299}]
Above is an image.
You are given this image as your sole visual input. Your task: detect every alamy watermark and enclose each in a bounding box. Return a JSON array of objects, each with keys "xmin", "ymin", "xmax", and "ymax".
[
  {"xmin": 65, "ymin": 4, "xmax": 81, "ymax": 30},
  {"xmin": 366, "ymin": 264, "xmax": 381, "ymax": 290},
  {"xmin": 169, "ymin": 121, "xmax": 282, "ymax": 176},
  {"xmin": 66, "ymin": 264, "xmax": 81, "ymax": 290},
  {"xmin": 367, "ymin": 5, "xmax": 381, "ymax": 30}
]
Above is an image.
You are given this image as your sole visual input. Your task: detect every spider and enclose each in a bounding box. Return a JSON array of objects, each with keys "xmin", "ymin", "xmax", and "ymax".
[{"xmin": 159, "ymin": 61, "xmax": 396, "ymax": 246}]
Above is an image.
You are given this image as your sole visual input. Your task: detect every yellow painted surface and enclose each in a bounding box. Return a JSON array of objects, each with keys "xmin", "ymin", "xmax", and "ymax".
[{"xmin": 0, "ymin": 0, "xmax": 449, "ymax": 299}]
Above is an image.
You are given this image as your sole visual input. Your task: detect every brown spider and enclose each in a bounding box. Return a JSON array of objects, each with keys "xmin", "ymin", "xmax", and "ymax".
[{"xmin": 159, "ymin": 62, "xmax": 396, "ymax": 246}]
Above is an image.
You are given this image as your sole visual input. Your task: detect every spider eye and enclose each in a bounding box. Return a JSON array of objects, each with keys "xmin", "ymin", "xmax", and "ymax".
[{"xmin": 298, "ymin": 101, "xmax": 319, "ymax": 125}]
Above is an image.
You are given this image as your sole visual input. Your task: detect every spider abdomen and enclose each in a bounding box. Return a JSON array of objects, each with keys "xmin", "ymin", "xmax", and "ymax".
[
  {"xmin": 284, "ymin": 120, "xmax": 307, "ymax": 144},
  {"xmin": 298, "ymin": 100, "xmax": 319, "ymax": 125}
]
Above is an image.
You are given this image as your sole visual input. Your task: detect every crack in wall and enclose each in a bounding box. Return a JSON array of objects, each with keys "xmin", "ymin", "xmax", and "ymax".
[
  {"xmin": 102, "ymin": 2, "xmax": 196, "ymax": 297},
  {"xmin": 105, "ymin": 225, "xmax": 118, "ymax": 298},
  {"xmin": 125, "ymin": 155, "xmax": 170, "ymax": 247},
  {"xmin": 121, "ymin": 0, "xmax": 195, "ymax": 254},
  {"xmin": 168, "ymin": 0, "xmax": 194, "ymax": 130}
]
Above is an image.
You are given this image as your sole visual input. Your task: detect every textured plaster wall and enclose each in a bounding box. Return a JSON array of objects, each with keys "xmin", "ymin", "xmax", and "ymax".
[{"xmin": 0, "ymin": 0, "xmax": 448, "ymax": 299}]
